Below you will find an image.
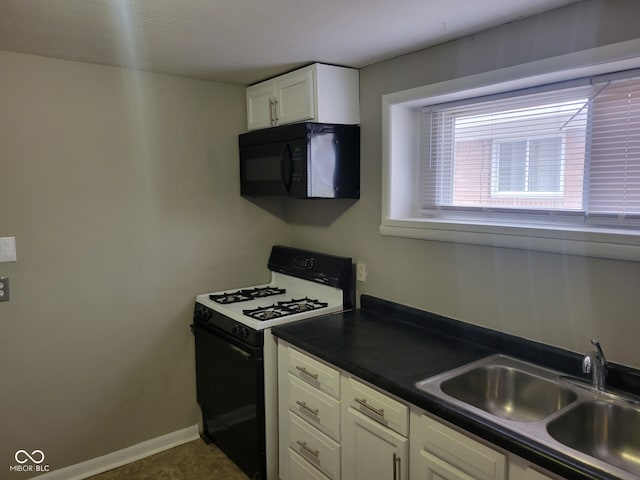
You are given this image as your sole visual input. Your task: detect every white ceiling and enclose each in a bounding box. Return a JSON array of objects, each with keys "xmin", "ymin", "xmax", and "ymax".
[{"xmin": 0, "ymin": 0, "xmax": 579, "ymax": 85}]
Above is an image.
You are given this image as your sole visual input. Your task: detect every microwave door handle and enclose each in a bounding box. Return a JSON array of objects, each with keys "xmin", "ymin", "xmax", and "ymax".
[{"xmin": 280, "ymin": 144, "xmax": 293, "ymax": 193}]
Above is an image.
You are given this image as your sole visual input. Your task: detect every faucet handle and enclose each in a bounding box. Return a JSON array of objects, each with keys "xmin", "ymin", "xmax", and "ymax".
[{"xmin": 582, "ymin": 354, "xmax": 592, "ymax": 373}]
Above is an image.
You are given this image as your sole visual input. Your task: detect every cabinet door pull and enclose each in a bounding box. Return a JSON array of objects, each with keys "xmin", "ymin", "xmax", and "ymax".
[
  {"xmin": 269, "ymin": 98, "xmax": 274, "ymax": 126},
  {"xmin": 355, "ymin": 397, "xmax": 385, "ymax": 419},
  {"xmin": 295, "ymin": 365, "xmax": 319, "ymax": 381},
  {"xmin": 273, "ymin": 98, "xmax": 279, "ymax": 123},
  {"xmin": 296, "ymin": 440, "xmax": 320, "ymax": 458},
  {"xmin": 296, "ymin": 400, "xmax": 319, "ymax": 416},
  {"xmin": 392, "ymin": 452, "xmax": 401, "ymax": 480}
]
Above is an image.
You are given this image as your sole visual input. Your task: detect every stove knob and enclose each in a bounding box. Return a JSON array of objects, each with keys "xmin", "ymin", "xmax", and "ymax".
[
  {"xmin": 231, "ymin": 325, "xmax": 250, "ymax": 340},
  {"xmin": 197, "ymin": 305, "xmax": 210, "ymax": 321}
]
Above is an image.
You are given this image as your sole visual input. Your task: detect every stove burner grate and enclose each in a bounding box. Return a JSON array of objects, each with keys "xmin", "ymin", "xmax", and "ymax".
[
  {"xmin": 243, "ymin": 297, "xmax": 329, "ymax": 320},
  {"xmin": 250, "ymin": 286, "xmax": 287, "ymax": 298},
  {"xmin": 210, "ymin": 286, "xmax": 286, "ymax": 304}
]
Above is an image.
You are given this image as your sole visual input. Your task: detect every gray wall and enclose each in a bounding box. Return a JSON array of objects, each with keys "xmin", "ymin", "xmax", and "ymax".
[
  {"xmin": 2, "ymin": 0, "xmax": 640, "ymax": 475},
  {"xmin": 288, "ymin": 0, "xmax": 640, "ymax": 368},
  {"xmin": 0, "ymin": 50, "xmax": 287, "ymax": 474}
]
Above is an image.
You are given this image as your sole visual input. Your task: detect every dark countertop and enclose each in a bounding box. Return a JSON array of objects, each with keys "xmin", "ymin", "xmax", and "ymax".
[{"xmin": 272, "ymin": 295, "xmax": 639, "ymax": 480}]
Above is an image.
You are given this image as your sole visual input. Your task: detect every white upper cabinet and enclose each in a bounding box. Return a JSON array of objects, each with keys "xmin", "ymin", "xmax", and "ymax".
[{"xmin": 246, "ymin": 63, "xmax": 359, "ymax": 130}]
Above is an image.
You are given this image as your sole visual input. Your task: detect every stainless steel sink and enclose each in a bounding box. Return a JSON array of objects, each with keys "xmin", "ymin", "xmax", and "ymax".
[
  {"xmin": 416, "ymin": 354, "xmax": 578, "ymax": 424},
  {"xmin": 415, "ymin": 354, "xmax": 640, "ymax": 480},
  {"xmin": 547, "ymin": 401, "xmax": 640, "ymax": 476},
  {"xmin": 440, "ymin": 364, "xmax": 577, "ymax": 422}
]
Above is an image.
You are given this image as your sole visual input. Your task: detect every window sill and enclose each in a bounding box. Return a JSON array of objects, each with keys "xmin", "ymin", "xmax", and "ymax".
[{"xmin": 380, "ymin": 218, "xmax": 640, "ymax": 262}]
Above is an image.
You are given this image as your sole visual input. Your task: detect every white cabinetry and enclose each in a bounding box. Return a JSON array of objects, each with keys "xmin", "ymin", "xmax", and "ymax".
[
  {"xmin": 342, "ymin": 377, "xmax": 409, "ymax": 480},
  {"xmin": 279, "ymin": 341, "xmax": 561, "ymax": 480},
  {"xmin": 410, "ymin": 410, "xmax": 506, "ymax": 480},
  {"xmin": 246, "ymin": 63, "xmax": 359, "ymax": 130},
  {"xmin": 278, "ymin": 341, "xmax": 342, "ymax": 480},
  {"xmin": 509, "ymin": 456, "xmax": 560, "ymax": 480}
]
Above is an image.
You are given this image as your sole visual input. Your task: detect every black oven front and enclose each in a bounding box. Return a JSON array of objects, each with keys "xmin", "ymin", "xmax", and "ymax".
[{"xmin": 192, "ymin": 306, "xmax": 266, "ymax": 480}]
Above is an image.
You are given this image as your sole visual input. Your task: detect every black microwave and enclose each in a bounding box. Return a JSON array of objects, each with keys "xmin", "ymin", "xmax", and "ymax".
[{"xmin": 239, "ymin": 122, "xmax": 360, "ymax": 199}]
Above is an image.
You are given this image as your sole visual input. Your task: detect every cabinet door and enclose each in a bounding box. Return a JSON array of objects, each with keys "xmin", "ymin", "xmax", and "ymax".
[
  {"xmin": 414, "ymin": 449, "xmax": 476, "ymax": 480},
  {"xmin": 342, "ymin": 407, "xmax": 408, "ymax": 480},
  {"xmin": 247, "ymin": 82, "xmax": 275, "ymax": 130},
  {"xmin": 509, "ymin": 459, "xmax": 560, "ymax": 480},
  {"xmin": 411, "ymin": 412, "xmax": 506, "ymax": 480},
  {"xmin": 276, "ymin": 67, "xmax": 315, "ymax": 125}
]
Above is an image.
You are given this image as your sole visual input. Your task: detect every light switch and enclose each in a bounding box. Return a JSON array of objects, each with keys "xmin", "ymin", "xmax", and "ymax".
[{"xmin": 0, "ymin": 237, "xmax": 17, "ymax": 262}]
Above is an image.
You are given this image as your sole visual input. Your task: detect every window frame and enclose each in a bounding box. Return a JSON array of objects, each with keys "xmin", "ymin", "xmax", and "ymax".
[{"xmin": 381, "ymin": 39, "xmax": 640, "ymax": 262}]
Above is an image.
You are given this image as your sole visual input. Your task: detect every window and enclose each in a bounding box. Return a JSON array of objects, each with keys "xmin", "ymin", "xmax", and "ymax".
[
  {"xmin": 423, "ymin": 77, "xmax": 640, "ymax": 220},
  {"xmin": 381, "ymin": 41, "xmax": 640, "ymax": 261},
  {"xmin": 423, "ymin": 86, "xmax": 591, "ymax": 215},
  {"xmin": 494, "ymin": 137, "xmax": 564, "ymax": 194}
]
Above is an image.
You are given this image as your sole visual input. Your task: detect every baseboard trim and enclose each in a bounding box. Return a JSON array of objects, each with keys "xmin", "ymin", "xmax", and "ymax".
[{"xmin": 34, "ymin": 424, "xmax": 200, "ymax": 480}]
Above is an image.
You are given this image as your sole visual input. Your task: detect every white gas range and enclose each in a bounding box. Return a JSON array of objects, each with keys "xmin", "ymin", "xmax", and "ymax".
[
  {"xmin": 192, "ymin": 246, "xmax": 354, "ymax": 480},
  {"xmin": 195, "ymin": 272, "xmax": 345, "ymax": 330}
]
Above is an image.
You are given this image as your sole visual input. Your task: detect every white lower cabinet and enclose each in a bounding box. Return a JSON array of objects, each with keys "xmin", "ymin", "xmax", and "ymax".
[
  {"xmin": 410, "ymin": 410, "xmax": 506, "ymax": 480},
  {"xmin": 509, "ymin": 456, "xmax": 560, "ymax": 480},
  {"xmin": 343, "ymin": 407, "xmax": 408, "ymax": 480},
  {"xmin": 342, "ymin": 376, "xmax": 409, "ymax": 480},
  {"xmin": 279, "ymin": 341, "xmax": 342, "ymax": 480},
  {"xmin": 278, "ymin": 341, "xmax": 561, "ymax": 480},
  {"xmin": 289, "ymin": 410, "xmax": 341, "ymax": 479},
  {"xmin": 289, "ymin": 449, "xmax": 332, "ymax": 480},
  {"xmin": 409, "ymin": 409, "xmax": 562, "ymax": 480}
]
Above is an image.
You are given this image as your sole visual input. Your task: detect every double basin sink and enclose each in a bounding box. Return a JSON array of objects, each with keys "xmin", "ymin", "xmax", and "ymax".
[{"xmin": 416, "ymin": 354, "xmax": 640, "ymax": 479}]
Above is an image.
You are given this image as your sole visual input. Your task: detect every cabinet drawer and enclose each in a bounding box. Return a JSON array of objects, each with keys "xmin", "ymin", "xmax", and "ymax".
[
  {"xmin": 289, "ymin": 449, "xmax": 331, "ymax": 480},
  {"xmin": 417, "ymin": 414, "xmax": 506, "ymax": 480},
  {"xmin": 289, "ymin": 374, "xmax": 341, "ymax": 441},
  {"xmin": 289, "ymin": 410, "xmax": 341, "ymax": 480},
  {"xmin": 288, "ymin": 347, "xmax": 340, "ymax": 399},
  {"xmin": 343, "ymin": 376, "xmax": 408, "ymax": 437}
]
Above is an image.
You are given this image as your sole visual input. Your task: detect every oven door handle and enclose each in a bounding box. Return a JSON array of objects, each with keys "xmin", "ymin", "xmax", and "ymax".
[{"xmin": 228, "ymin": 343, "xmax": 251, "ymax": 360}]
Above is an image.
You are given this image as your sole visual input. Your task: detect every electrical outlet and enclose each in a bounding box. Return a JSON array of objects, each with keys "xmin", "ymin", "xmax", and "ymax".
[
  {"xmin": 0, "ymin": 277, "xmax": 9, "ymax": 302},
  {"xmin": 356, "ymin": 261, "xmax": 368, "ymax": 282}
]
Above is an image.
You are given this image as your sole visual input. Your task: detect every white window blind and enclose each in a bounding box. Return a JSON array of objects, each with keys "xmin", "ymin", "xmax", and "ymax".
[
  {"xmin": 588, "ymin": 74, "xmax": 640, "ymax": 218},
  {"xmin": 421, "ymin": 71, "xmax": 640, "ymax": 227}
]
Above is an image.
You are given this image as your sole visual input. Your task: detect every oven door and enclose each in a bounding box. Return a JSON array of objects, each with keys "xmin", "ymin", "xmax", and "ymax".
[{"xmin": 192, "ymin": 322, "xmax": 265, "ymax": 479}]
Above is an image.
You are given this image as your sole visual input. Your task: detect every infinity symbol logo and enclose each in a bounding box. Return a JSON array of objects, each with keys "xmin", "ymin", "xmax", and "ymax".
[{"xmin": 15, "ymin": 450, "xmax": 45, "ymax": 464}]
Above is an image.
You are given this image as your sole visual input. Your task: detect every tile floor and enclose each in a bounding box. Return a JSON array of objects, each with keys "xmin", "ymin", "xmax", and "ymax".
[{"xmin": 86, "ymin": 439, "xmax": 249, "ymax": 480}]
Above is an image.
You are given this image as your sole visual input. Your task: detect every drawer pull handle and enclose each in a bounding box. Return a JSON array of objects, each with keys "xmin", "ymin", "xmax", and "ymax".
[
  {"xmin": 393, "ymin": 452, "xmax": 401, "ymax": 480},
  {"xmin": 296, "ymin": 400, "xmax": 319, "ymax": 416},
  {"xmin": 295, "ymin": 365, "xmax": 319, "ymax": 380},
  {"xmin": 355, "ymin": 397, "xmax": 385, "ymax": 419},
  {"xmin": 296, "ymin": 440, "xmax": 319, "ymax": 458}
]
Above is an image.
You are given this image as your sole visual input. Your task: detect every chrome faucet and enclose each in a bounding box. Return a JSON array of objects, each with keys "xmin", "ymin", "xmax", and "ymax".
[{"xmin": 582, "ymin": 339, "xmax": 607, "ymax": 391}]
